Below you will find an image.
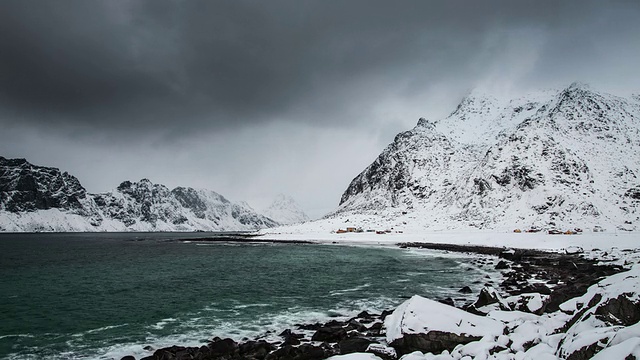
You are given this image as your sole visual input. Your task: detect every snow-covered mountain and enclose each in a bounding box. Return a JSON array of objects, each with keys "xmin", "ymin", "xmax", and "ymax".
[
  {"xmin": 333, "ymin": 83, "xmax": 640, "ymax": 231},
  {"xmin": 260, "ymin": 194, "xmax": 309, "ymax": 225},
  {"xmin": 0, "ymin": 156, "xmax": 279, "ymax": 232}
]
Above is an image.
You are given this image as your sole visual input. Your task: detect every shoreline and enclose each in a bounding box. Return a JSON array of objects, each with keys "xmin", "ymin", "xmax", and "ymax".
[{"xmin": 118, "ymin": 235, "xmax": 634, "ymax": 360}]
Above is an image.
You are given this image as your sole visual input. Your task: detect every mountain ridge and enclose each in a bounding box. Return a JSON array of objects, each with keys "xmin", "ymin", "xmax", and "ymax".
[
  {"xmin": 331, "ymin": 83, "xmax": 640, "ymax": 231},
  {"xmin": 0, "ymin": 156, "xmax": 279, "ymax": 232}
]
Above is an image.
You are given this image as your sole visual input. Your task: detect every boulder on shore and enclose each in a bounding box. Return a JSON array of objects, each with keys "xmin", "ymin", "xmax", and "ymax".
[{"xmin": 384, "ymin": 295, "xmax": 504, "ymax": 356}]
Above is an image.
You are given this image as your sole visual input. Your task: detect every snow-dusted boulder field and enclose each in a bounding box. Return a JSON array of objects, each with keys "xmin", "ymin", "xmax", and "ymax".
[{"xmin": 377, "ymin": 265, "xmax": 640, "ymax": 360}]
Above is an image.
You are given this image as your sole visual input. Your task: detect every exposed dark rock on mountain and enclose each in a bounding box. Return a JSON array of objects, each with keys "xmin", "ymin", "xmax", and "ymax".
[
  {"xmin": 334, "ymin": 84, "xmax": 640, "ymax": 230},
  {"xmin": 0, "ymin": 157, "xmax": 89, "ymax": 213},
  {"xmin": 0, "ymin": 157, "xmax": 278, "ymax": 232}
]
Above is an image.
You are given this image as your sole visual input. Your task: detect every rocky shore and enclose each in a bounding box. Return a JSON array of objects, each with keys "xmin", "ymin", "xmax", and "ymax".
[{"xmin": 118, "ymin": 242, "xmax": 637, "ymax": 360}]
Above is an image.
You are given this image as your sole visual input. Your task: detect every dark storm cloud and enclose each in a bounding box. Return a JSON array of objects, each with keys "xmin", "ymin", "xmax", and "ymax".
[{"xmin": 0, "ymin": 0, "xmax": 638, "ymax": 137}]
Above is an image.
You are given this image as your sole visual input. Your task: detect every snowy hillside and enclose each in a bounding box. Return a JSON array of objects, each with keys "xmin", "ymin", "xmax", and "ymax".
[
  {"xmin": 332, "ymin": 83, "xmax": 640, "ymax": 231},
  {"xmin": 260, "ymin": 194, "xmax": 309, "ymax": 225},
  {"xmin": 0, "ymin": 157, "xmax": 279, "ymax": 232}
]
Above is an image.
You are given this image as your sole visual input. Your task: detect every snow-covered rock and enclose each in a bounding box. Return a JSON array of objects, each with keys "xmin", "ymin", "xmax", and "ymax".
[
  {"xmin": 333, "ymin": 83, "xmax": 640, "ymax": 231},
  {"xmin": 0, "ymin": 157, "xmax": 279, "ymax": 232},
  {"xmin": 384, "ymin": 295, "xmax": 505, "ymax": 356},
  {"xmin": 260, "ymin": 194, "xmax": 309, "ymax": 225},
  {"xmin": 556, "ymin": 264, "xmax": 640, "ymax": 359},
  {"xmin": 327, "ymin": 354, "xmax": 384, "ymax": 360},
  {"xmin": 387, "ymin": 265, "xmax": 640, "ymax": 360}
]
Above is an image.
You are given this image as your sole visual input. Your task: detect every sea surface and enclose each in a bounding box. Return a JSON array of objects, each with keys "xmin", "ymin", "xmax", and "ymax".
[{"xmin": 0, "ymin": 233, "xmax": 493, "ymax": 360}]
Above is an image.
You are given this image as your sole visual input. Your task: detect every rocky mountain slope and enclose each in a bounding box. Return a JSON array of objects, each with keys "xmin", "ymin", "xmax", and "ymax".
[
  {"xmin": 334, "ymin": 83, "xmax": 640, "ymax": 231},
  {"xmin": 0, "ymin": 157, "xmax": 279, "ymax": 232},
  {"xmin": 260, "ymin": 194, "xmax": 310, "ymax": 225}
]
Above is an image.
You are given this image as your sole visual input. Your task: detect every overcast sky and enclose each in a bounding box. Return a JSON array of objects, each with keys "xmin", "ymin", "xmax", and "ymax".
[{"xmin": 1, "ymin": 0, "xmax": 639, "ymax": 218}]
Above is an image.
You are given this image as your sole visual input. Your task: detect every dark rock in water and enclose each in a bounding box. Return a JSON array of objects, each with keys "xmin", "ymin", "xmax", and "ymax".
[
  {"xmin": 323, "ymin": 319, "xmax": 345, "ymax": 327},
  {"xmin": 495, "ymin": 260, "xmax": 510, "ymax": 270},
  {"xmin": 472, "ymin": 287, "xmax": 502, "ymax": 309},
  {"xmin": 311, "ymin": 326, "xmax": 348, "ymax": 342},
  {"xmin": 143, "ymin": 346, "xmax": 155, "ymax": 351},
  {"xmin": 458, "ymin": 286, "xmax": 473, "ymax": 293},
  {"xmin": 279, "ymin": 329, "xmax": 304, "ymax": 346},
  {"xmin": 357, "ymin": 310, "xmax": 373, "ymax": 319},
  {"xmin": 278, "ymin": 329, "xmax": 301, "ymax": 338},
  {"xmin": 120, "ymin": 356, "xmax": 136, "ymax": 360},
  {"xmin": 366, "ymin": 321, "xmax": 384, "ymax": 336},
  {"xmin": 197, "ymin": 345, "xmax": 210, "ymax": 357},
  {"xmin": 283, "ymin": 337, "xmax": 300, "ymax": 346},
  {"xmin": 152, "ymin": 345, "xmax": 188, "ymax": 360},
  {"xmin": 207, "ymin": 337, "xmax": 239, "ymax": 357},
  {"xmin": 265, "ymin": 345, "xmax": 297, "ymax": 360},
  {"xmin": 239, "ymin": 340, "xmax": 275, "ymax": 359},
  {"xmin": 438, "ymin": 298, "xmax": 455, "ymax": 306},
  {"xmin": 296, "ymin": 322, "xmax": 322, "ymax": 331},
  {"xmin": 338, "ymin": 337, "xmax": 375, "ymax": 354},
  {"xmin": 389, "ymin": 331, "xmax": 482, "ymax": 356},
  {"xmin": 345, "ymin": 319, "xmax": 367, "ymax": 332},
  {"xmin": 380, "ymin": 309, "xmax": 394, "ymax": 320}
]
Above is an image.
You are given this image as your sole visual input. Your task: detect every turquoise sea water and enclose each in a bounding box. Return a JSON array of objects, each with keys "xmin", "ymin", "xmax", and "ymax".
[{"xmin": 0, "ymin": 233, "xmax": 490, "ymax": 359}]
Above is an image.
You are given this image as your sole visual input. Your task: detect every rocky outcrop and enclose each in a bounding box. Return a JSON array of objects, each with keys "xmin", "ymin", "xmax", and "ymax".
[
  {"xmin": 0, "ymin": 157, "xmax": 89, "ymax": 213},
  {"xmin": 557, "ymin": 266, "xmax": 640, "ymax": 359}
]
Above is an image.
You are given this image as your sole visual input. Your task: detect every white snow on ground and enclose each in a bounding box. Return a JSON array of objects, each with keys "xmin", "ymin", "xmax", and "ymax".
[{"xmin": 257, "ymin": 225, "xmax": 639, "ymax": 253}]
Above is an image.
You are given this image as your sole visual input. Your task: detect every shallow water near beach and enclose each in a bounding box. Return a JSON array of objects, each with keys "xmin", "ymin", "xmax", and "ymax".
[{"xmin": 0, "ymin": 233, "xmax": 493, "ymax": 360}]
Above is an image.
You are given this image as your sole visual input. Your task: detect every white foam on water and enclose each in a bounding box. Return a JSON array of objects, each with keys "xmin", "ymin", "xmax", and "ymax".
[
  {"xmin": 0, "ymin": 334, "xmax": 35, "ymax": 340},
  {"xmin": 329, "ymin": 283, "xmax": 372, "ymax": 296},
  {"xmin": 150, "ymin": 318, "xmax": 178, "ymax": 330}
]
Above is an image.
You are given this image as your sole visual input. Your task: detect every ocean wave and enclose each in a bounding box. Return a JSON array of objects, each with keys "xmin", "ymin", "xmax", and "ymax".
[
  {"xmin": 0, "ymin": 334, "xmax": 35, "ymax": 340},
  {"xmin": 149, "ymin": 318, "xmax": 178, "ymax": 330},
  {"xmin": 328, "ymin": 283, "xmax": 372, "ymax": 296}
]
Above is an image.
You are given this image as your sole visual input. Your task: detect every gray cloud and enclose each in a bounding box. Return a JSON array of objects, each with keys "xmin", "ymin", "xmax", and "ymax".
[
  {"xmin": 0, "ymin": 0, "xmax": 639, "ymax": 217},
  {"xmin": 3, "ymin": 0, "xmax": 637, "ymax": 135}
]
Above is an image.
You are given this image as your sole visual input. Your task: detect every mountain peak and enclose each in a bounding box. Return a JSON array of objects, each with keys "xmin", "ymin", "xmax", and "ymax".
[
  {"xmin": 261, "ymin": 194, "xmax": 309, "ymax": 225},
  {"xmin": 567, "ymin": 81, "xmax": 591, "ymax": 91},
  {"xmin": 416, "ymin": 117, "xmax": 435, "ymax": 129},
  {"xmin": 334, "ymin": 84, "xmax": 640, "ymax": 231}
]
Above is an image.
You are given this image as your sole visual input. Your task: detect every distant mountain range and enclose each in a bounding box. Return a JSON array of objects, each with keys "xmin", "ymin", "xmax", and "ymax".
[
  {"xmin": 330, "ymin": 83, "xmax": 639, "ymax": 231},
  {"xmin": 0, "ymin": 157, "xmax": 307, "ymax": 232},
  {"xmin": 4, "ymin": 83, "xmax": 638, "ymax": 233}
]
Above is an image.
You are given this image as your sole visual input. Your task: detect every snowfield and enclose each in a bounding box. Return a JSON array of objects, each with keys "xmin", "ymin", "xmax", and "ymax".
[{"xmin": 257, "ymin": 224, "xmax": 639, "ymax": 254}]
